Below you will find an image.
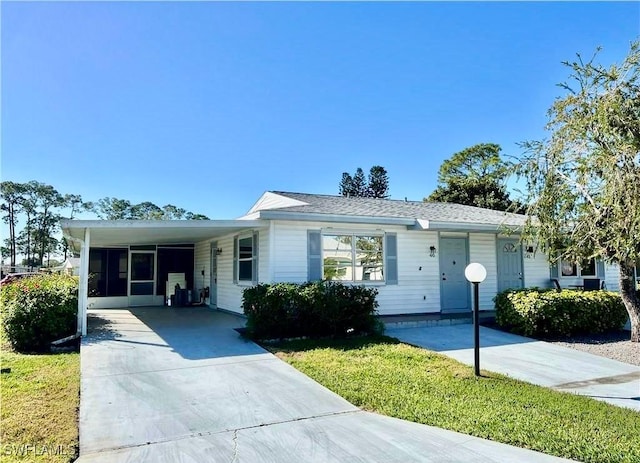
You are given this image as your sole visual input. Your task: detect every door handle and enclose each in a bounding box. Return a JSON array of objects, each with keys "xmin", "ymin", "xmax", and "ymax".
[{"xmin": 442, "ymin": 273, "xmax": 447, "ymax": 281}]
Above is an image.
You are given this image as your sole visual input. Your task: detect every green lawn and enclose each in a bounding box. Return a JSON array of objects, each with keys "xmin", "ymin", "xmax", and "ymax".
[
  {"xmin": 0, "ymin": 348, "xmax": 80, "ymax": 463},
  {"xmin": 269, "ymin": 336, "xmax": 640, "ymax": 463}
]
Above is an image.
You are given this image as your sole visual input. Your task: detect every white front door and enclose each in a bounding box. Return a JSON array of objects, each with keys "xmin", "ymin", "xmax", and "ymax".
[{"xmin": 497, "ymin": 239, "xmax": 524, "ymax": 292}]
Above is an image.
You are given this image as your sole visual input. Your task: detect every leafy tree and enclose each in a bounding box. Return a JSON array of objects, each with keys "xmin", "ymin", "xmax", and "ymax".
[
  {"xmin": 2, "ymin": 183, "xmax": 209, "ymax": 267},
  {"xmin": 339, "ymin": 165, "xmax": 390, "ymax": 198},
  {"xmin": 339, "ymin": 173, "xmax": 356, "ymax": 197},
  {"xmin": 0, "ymin": 181, "xmax": 25, "ymax": 270},
  {"xmin": 93, "ymin": 197, "xmax": 208, "ymax": 220},
  {"xmin": 130, "ymin": 201, "xmax": 163, "ymax": 220},
  {"xmin": 516, "ymin": 41, "xmax": 640, "ymax": 341},
  {"xmin": 61, "ymin": 194, "xmax": 92, "ymax": 259},
  {"xmin": 352, "ymin": 168, "xmax": 368, "ymax": 196},
  {"xmin": 161, "ymin": 204, "xmax": 187, "ymax": 220},
  {"xmin": 19, "ymin": 182, "xmax": 39, "ymax": 268},
  {"xmin": 367, "ymin": 166, "xmax": 390, "ymax": 198},
  {"xmin": 322, "ymin": 258, "xmax": 347, "ymax": 281},
  {"xmin": 30, "ymin": 182, "xmax": 65, "ymax": 266},
  {"xmin": 426, "ymin": 143, "xmax": 520, "ymax": 212},
  {"xmin": 93, "ymin": 197, "xmax": 134, "ymax": 220},
  {"xmin": 184, "ymin": 212, "xmax": 210, "ymax": 220}
]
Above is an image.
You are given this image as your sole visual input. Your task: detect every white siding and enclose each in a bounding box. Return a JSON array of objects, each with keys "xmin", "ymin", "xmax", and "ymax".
[
  {"xmin": 604, "ymin": 263, "xmax": 620, "ymax": 291},
  {"xmin": 88, "ymin": 296, "xmax": 129, "ymax": 309},
  {"xmin": 193, "ymin": 241, "xmax": 211, "ymax": 301},
  {"xmin": 523, "ymin": 248, "xmax": 552, "ymax": 289},
  {"xmin": 194, "ymin": 227, "xmax": 270, "ymax": 315},
  {"xmin": 469, "ymin": 234, "xmax": 497, "ymax": 310},
  {"xmin": 525, "ymin": 253, "xmax": 620, "ymax": 291},
  {"xmin": 271, "ymin": 220, "xmax": 440, "ymax": 315}
]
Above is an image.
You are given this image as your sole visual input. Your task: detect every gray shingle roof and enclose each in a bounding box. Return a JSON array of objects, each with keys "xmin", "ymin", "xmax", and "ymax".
[{"xmin": 267, "ymin": 191, "xmax": 526, "ymax": 227}]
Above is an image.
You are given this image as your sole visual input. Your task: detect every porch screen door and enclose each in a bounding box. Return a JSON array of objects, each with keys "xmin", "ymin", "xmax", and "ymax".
[{"xmin": 129, "ymin": 250, "xmax": 156, "ymax": 306}]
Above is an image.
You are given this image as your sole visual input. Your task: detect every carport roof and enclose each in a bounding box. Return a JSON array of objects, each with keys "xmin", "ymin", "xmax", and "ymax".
[{"xmin": 61, "ymin": 219, "xmax": 266, "ymax": 248}]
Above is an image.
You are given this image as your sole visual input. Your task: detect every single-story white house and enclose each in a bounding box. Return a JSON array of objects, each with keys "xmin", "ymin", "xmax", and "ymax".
[
  {"xmin": 60, "ymin": 257, "xmax": 81, "ymax": 276},
  {"xmin": 62, "ymin": 191, "xmax": 637, "ymax": 335}
]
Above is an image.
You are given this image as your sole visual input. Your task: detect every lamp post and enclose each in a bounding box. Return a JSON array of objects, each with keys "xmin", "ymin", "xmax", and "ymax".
[{"xmin": 465, "ymin": 263, "xmax": 487, "ymax": 377}]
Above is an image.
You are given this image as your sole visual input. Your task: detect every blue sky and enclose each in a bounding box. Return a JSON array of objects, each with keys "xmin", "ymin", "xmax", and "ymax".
[{"xmin": 2, "ymin": 2, "xmax": 639, "ymax": 219}]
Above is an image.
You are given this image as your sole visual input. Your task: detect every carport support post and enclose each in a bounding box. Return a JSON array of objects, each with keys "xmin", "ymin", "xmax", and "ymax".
[{"xmin": 78, "ymin": 228, "xmax": 90, "ymax": 336}]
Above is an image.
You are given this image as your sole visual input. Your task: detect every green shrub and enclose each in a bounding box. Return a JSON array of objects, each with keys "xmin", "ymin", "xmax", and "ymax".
[
  {"xmin": 1, "ymin": 274, "xmax": 79, "ymax": 352},
  {"xmin": 494, "ymin": 288, "xmax": 628, "ymax": 338},
  {"xmin": 242, "ymin": 281, "xmax": 382, "ymax": 339}
]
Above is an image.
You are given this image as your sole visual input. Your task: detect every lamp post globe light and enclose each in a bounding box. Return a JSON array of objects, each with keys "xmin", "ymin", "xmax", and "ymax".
[{"xmin": 465, "ymin": 263, "xmax": 486, "ymax": 377}]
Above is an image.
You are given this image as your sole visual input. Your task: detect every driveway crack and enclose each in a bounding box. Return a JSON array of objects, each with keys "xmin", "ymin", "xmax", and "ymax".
[
  {"xmin": 231, "ymin": 429, "xmax": 239, "ymax": 462},
  {"xmin": 79, "ymin": 409, "xmax": 361, "ymax": 458}
]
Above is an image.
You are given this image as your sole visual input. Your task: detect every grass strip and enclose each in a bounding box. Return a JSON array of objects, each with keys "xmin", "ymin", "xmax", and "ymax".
[
  {"xmin": 269, "ymin": 335, "xmax": 640, "ymax": 463},
  {"xmin": 1, "ymin": 349, "xmax": 80, "ymax": 463}
]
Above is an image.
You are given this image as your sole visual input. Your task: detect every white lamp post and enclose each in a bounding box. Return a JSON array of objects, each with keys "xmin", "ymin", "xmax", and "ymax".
[{"xmin": 465, "ymin": 263, "xmax": 487, "ymax": 376}]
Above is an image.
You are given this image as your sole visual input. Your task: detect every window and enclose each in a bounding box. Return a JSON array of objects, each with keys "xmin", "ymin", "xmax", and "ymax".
[
  {"xmin": 235, "ymin": 234, "xmax": 256, "ymax": 283},
  {"xmin": 322, "ymin": 234, "xmax": 384, "ymax": 282},
  {"xmin": 131, "ymin": 253, "xmax": 154, "ymax": 281},
  {"xmin": 559, "ymin": 257, "xmax": 597, "ymax": 278},
  {"xmin": 88, "ymin": 248, "xmax": 128, "ymax": 297}
]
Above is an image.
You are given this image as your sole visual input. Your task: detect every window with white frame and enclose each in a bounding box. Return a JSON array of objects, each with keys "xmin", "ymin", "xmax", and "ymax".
[
  {"xmin": 559, "ymin": 257, "xmax": 597, "ymax": 277},
  {"xmin": 237, "ymin": 235, "xmax": 254, "ymax": 281},
  {"xmin": 322, "ymin": 234, "xmax": 384, "ymax": 282}
]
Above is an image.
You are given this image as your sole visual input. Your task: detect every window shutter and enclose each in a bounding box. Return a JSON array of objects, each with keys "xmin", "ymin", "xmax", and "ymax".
[
  {"xmin": 385, "ymin": 233, "xmax": 398, "ymax": 285},
  {"xmin": 252, "ymin": 232, "xmax": 259, "ymax": 284},
  {"xmin": 596, "ymin": 259, "xmax": 605, "ymax": 278},
  {"xmin": 233, "ymin": 236, "xmax": 238, "ymax": 284},
  {"xmin": 307, "ymin": 230, "xmax": 322, "ymax": 281}
]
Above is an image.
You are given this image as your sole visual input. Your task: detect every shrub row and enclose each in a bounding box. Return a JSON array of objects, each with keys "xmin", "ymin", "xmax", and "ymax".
[
  {"xmin": 1, "ymin": 274, "xmax": 79, "ymax": 352},
  {"xmin": 242, "ymin": 281, "xmax": 382, "ymax": 340},
  {"xmin": 494, "ymin": 288, "xmax": 628, "ymax": 338}
]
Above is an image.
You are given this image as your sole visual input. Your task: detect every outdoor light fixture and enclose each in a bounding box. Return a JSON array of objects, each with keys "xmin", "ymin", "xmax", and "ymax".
[
  {"xmin": 216, "ymin": 248, "xmax": 223, "ymax": 256},
  {"xmin": 465, "ymin": 263, "xmax": 487, "ymax": 377},
  {"xmin": 429, "ymin": 245, "xmax": 437, "ymax": 257}
]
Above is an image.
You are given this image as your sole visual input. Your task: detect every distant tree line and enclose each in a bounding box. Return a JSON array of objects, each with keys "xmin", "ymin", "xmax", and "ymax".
[
  {"xmin": 1, "ymin": 180, "xmax": 209, "ymax": 271},
  {"xmin": 339, "ymin": 166, "xmax": 390, "ymax": 198},
  {"xmin": 336, "ymin": 149, "xmax": 522, "ymax": 213}
]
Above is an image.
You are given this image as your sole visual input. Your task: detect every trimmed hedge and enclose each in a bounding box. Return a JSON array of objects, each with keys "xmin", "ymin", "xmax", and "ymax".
[
  {"xmin": 494, "ymin": 288, "xmax": 628, "ymax": 338},
  {"xmin": 242, "ymin": 281, "xmax": 382, "ymax": 339},
  {"xmin": 1, "ymin": 274, "xmax": 78, "ymax": 352}
]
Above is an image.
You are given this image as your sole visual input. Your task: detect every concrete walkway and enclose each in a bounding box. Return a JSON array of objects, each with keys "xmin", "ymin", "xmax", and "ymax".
[
  {"xmin": 77, "ymin": 308, "xmax": 574, "ymax": 462},
  {"xmin": 387, "ymin": 324, "xmax": 640, "ymax": 411}
]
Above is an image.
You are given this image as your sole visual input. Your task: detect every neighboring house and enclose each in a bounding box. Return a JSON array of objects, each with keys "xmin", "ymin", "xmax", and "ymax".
[
  {"xmin": 61, "ymin": 257, "xmax": 81, "ymax": 276},
  {"xmin": 62, "ymin": 191, "xmax": 632, "ymax": 335}
]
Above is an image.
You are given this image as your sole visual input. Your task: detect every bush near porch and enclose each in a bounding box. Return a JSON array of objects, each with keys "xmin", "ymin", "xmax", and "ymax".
[
  {"xmin": 242, "ymin": 281, "xmax": 382, "ymax": 340},
  {"xmin": 1, "ymin": 274, "xmax": 78, "ymax": 352},
  {"xmin": 494, "ymin": 288, "xmax": 628, "ymax": 338}
]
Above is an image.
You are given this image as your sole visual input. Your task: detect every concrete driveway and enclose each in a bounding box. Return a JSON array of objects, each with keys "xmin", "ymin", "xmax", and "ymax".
[
  {"xmin": 77, "ymin": 308, "xmax": 573, "ymax": 462},
  {"xmin": 388, "ymin": 324, "xmax": 640, "ymax": 411}
]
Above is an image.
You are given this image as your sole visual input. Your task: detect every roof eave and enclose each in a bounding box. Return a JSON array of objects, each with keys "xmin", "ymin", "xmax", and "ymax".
[
  {"xmin": 258, "ymin": 210, "xmax": 416, "ymax": 226},
  {"xmin": 60, "ymin": 219, "xmax": 268, "ymax": 230},
  {"xmin": 411, "ymin": 220, "xmax": 524, "ymax": 233}
]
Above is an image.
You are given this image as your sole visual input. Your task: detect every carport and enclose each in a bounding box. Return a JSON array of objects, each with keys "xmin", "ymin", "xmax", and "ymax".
[{"xmin": 61, "ymin": 219, "xmax": 266, "ymax": 335}]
